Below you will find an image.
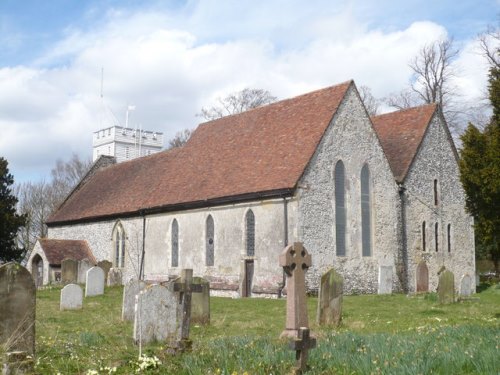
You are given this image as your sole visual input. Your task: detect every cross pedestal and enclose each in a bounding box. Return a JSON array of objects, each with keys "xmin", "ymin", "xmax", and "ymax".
[
  {"xmin": 289, "ymin": 327, "xmax": 317, "ymax": 374},
  {"xmin": 172, "ymin": 269, "xmax": 203, "ymax": 352},
  {"xmin": 279, "ymin": 242, "xmax": 312, "ymax": 338}
]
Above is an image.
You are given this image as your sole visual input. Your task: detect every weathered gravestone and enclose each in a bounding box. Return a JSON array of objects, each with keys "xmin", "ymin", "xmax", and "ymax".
[
  {"xmin": 61, "ymin": 258, "xmax": 78, "ymax": 284},
  {"xmin": 0, "ymin": 263, "xmax": 35, "ymax": 372},
  {"xmin": 378, "ymin": 265, "xmax": 393, "ymax": 294},
  {"xmin": 459, "ymin": 274, "xmax": 472, "ymax": 297},
  {"xmin": 191, "ymin": 276, "xmax": 210, "ymax": 325},
  {"xmin": 77, "ymin": 258, "xmax": 92, "ymax": 284},
  {"xmin": 416, "ymin": 261, "xmax": 429, "ymax": 293},
  {"xmin": 60, "ymin": 284, "xmax": 83, "ymax": 310},
  {"xmin": 289, "ymin": 327, "xmax": 317, "ymax": 375},
  {"xmin": 85, "ymin": 266, "xmax": 105, "ymax": 297},
  {"xmin": 97, "ymin": 260, "xmax": 112, "ymax": 284},
  {"xmin": 437, "ymin": 269, "xmax": 455, "ymax": 304},
  {"xmin": 279, "ymin": 242, "xmax": 312, "ymax": 338},
  {"xmin": 122, "ymin": 279, "xmax": 147, "ymax": 321},
  {"xmin": 316, "ymin": 268, "xmax": 343, "ymax": 326},
  {"xmin": 133, "ymin": 284, "xmax": 179, "ymax": 345},
  {"xmin": 107, "ymin": 268, "xmax": 122, "ymax": 287}
]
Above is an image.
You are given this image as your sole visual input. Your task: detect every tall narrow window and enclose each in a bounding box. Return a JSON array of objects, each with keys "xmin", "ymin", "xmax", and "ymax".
[
  {"xmin": 246, "ymin": 210, "xmax": 255, "ymax": 256},
  {"xmin": 206, "ymin": 215, "xmax": 215, "ymax": 266},
  {"xmin": 113, "ymin": 223, "xmax": 126, "ymax": 268},
  {"xmin": 361, "ymin": 164, "xmax": 371, "ymax": 256},
  {"xmin": 435, "ymin": 222, "xmax": 439, "ymax": 252},
  {"xmin": 422, "ymin": 221, "xmax": 426, "ymax": 252},
  {"xmin": 335, "ymin": 161, "xmax": 346, "ymax": 256},
  {"xmin": 434, "ymin": 179, "xmax": 439, "ymax": 206},
  {"xmin": 447, "ymin": 224, "xmax": 451, "ymax": 253},
  {"xmin": 171, "ymin": 219, "xmax": 179, "ymax": 267}
]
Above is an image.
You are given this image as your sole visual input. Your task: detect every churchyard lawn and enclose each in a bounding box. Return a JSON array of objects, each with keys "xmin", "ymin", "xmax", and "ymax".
[{"xmin": 34, "ymin": 285, "xmax": 499, "ymax": 374}]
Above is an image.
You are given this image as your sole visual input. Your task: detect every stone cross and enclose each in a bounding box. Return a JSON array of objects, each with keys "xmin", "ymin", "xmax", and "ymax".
[
  {"xmin": 279, "ymin": 242, "xmax": 312, "ymax": 338},
  {"xmin": 289, "ymin": 327, "xmax": 317, "ymax": 374},
  {"xmin": 172, "ymin": 269, "xmax": 203, "ymax": 351}
]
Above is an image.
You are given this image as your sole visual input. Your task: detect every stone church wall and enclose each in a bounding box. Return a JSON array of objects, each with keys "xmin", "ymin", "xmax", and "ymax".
[
  {"xmin": 404, "ymin": 115, "xmax": 475, "ymax": 293},
  {"xmin": 297, "ymin": 85, "xmax": 402, "ymax": 294}
]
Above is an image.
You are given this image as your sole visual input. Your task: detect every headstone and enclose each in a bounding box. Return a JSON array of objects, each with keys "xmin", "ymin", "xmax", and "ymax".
[
  {"xmin": 60, "ymin": 284, "xmax": 83, "ymax": 310},
  {"xmin": 77, "ymin": 258, "xmax": 92, "ymax": 284},
  {"xmin": 459, "ymin": 274, "xmax": 472, "ymax": 297},
  {"xmin": 122, "ymin": 279, "xmax": 147, "ymax": 321},
  {"xmin": 316, "ymin": 268, "xmax": 343, "ymax": 326},
  {"xmin": 378, "ymin": 265, "xmax": 393, "ymax": 294},
  {"xmin": 191, "ymin": 276, "xmax": 210, "ymax": 325},
  {"xmin": 289, "ymin": 327, "xmax": 317, "ymax": 375},
  {"xmin": 61, "ymin": 258, "xmax": 78, "ymax": 284},
  {"xmin": 475, "ymin": 273, "xmax": 480, "ymax": 288},
  {"xmin": 0, "ymin": 263, "xmax": 36, "ymax": 368},
  {"xmin": 279, "ymin": 242, "xmax": 312, "ymax": 338},
  {"xmin": 171, "ymin": 269, "xmax": 203, "ymax": 351},
  {"xmin": 107, "ymin": 268, "xmax": 122, "ymax": 286},
  {"xmin": 97, "ymin": 260, "xmax": 112, "ymax": 284},
  {"xmin": 416, "ymin": 261, "xmax": 429, "ymax": 293},
  {"xmin": 133, "ymin": 284, "xmax": 179, "ymax": 345},
  {"xmin": 437, "ymin": 269, "xmax": 455, "ymax": 304},
  {"xmin": 85, "ymin": 266, "xmax": 105, "ymax": 297}
]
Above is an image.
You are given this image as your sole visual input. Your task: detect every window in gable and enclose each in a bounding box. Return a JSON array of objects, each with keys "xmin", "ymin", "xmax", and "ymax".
[
  {"xmin": 435, "ymin": 222, "xmax": 439, "ymax": 252},
  {"xmin": 171, "ymin": 219, "xmax": 179, "ymax": 267},
  {"xmin": 335, "ymin": 160, "xmax": 346, "ymax": 256},
  {"xmin": 422, "ymin": 221, "xmax": 426, "ymax": 251},
  {"xmin": 361, "ymin": 164, "xmax": 372, "ymax": 257},
  {"xmin": 434, "ymin": 179, "xmax": 439, "ymax": 206},
  {"xmin": 206, "ymin": 215, "xmax": 215, "ymax": 266},
  {"xmin": 447, "ymin": 224, "xmax": 451, "ymax": 253}
]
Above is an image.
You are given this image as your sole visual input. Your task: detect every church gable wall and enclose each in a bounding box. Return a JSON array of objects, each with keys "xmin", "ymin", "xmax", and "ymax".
[
  {"xmin": 404, "ymin": 116, "xmax": 475, "ymax": 293},
  {"xmin": 297, "ymin": 85, "xmax": 402, "ymax": 294}
]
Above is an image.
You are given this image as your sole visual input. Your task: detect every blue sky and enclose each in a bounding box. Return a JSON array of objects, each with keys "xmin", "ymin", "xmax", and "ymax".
[{"xmin": 0, "ymin": 0, "xmax": 498, "ymax": 184}]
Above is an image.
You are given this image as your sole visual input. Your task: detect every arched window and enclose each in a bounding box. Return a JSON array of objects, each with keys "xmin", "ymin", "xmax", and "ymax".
[
  {"xmin": 435, "ymin": 222, "xmax": 439, "ymax": 252},
  {"xmin": 335, "ymin": 160, "xmax": 346, "ymax": 256},
  {"xmin": 447, "ymin": 224, "xmax": 451, "ymax": 253},
  {"xmin": 245, "ymin": 210, "xmax": 255, "ymax": 257},
  {"xmin": 360, "ymin": 164, "xmax": 371, "ymax": 257},
  {"xmin": 171, "ymin": 219, "xmax": 179, "ymax": 267},
  {"xmin": 434, "ymin": 179, "xmax": 439, "ymax": 206},
  {"xmin": 113, "ymin": 222, "xmax": 126, "ymax": 268},
  {"xmin": 206, "ymin": 215, "xmax": 215, "ymax": 266},
  {"xmin": 422, "ymin": 221, "xmax": 426, "ymax": 252}
]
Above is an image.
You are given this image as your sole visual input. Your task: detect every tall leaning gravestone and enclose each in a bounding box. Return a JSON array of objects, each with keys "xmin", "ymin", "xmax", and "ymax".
[
  {"xmin": 0, "ymin": 262, "xmax": 36, "ymax": 371},
  {"xmin": 437, "ymin": 269, "xmax": 455, "ymax": 304},
  {"xmin": 317, "ymin": 268, "xmax": 343, "ymax": 326}
]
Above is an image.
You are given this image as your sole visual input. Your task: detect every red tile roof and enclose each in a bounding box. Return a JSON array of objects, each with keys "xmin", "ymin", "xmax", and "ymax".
[
  {"xmin": 371, "ymin": 104, "xmax": 437, "ymax": 182},
  {"xmin": 38, "ymin": 239, "xmax": 96, "ymax": 265},
  {"xmin": 47, "ymin": 81, "xmax": 353, "ymax": 225}
]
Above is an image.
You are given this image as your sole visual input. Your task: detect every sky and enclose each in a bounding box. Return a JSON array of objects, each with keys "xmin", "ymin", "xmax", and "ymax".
[{"xmin": 0, "ymin": 0, "xmax": 498, "ymax": 184}]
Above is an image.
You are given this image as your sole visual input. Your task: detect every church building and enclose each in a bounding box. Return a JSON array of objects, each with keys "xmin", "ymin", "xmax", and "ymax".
[{"xmin": 40, "ymin": 80, "xmax": 475, "ymax": 296}]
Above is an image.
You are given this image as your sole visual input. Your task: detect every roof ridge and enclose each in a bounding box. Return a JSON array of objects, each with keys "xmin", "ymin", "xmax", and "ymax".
[{"xmin": 372, "ymin": 103, "xmax": 437, "ymax": 120}]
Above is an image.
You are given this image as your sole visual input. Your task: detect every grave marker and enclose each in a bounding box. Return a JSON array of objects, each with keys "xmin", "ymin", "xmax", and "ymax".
[
  {"xmin": 459, "ymin": 274, "xmax": 472, "ymax": 297},
  {"xmin": 97, "ymin": 260, "xmax": 112, "ymax": 284},
  {"xmin": 378, "ymin": 265, "xmax": 393, "ymax": 294},
  {"xmin": 191, "ymin": 276, "xmax": 210, "ymax": 325},
  {"xmin": 0, "ymin": 263, "xmax": 36, "ymax": 372},
  {"xmin": 437, "ymin": 269, "xmax": 455, "ymax": 304},
  {"xmin": 122, "ymin": 279, "xmax": 147, "ymax": 321},
  {"xmin": 316, "ymin": 268, "xmax": 343, "ymax": 326},
  {"xmin": 61, "ymin": 258, "xmax": 78, "ymax": 284},
  {"xmin": 77, "ymin": 258, "xmax": 92, "ymax": 284},
  {"xmin": 85, "ymin": 266, "xmax": 105, "ymax": 297},
  {"xmin": 60, "ymin": 284, "xmax": 83, "ymax": 310},
  {"xmin": 289, "ymin": 327, "xmax": 317, "ymax": 375},
  {"xmin": 279, "ymin": 242, "xmax": 312, "ymax": 338},
  {"xmin": 416, "ymin": 261, "xmax": 429, "ymax": 293},
  {"xmin": 107, "ymin": 268, "xmax": 122, "ymax": 286}
]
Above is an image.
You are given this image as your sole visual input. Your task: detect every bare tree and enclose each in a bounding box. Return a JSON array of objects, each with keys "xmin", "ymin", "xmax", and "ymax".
[
  {"xmin": 198, "ymin": 88, "xmax": 277, "ymax": 121},
  {"xmin": 51, "ymin": 153, "xmax": 91, "ymax": 203},
  {"xmin": 167, "ymin": 129, "xmax": 193, "ymax": 149},
  {"xmin": 478, "ymin": 26, "xmax": 500, "ymax": 70},
  {"xmin": 385, "ymin": 38, "xmax": 461, "ymax": 132},
  {"xmin": 358, "ymin": 85, "xmax": 380, "ymax": 116}
]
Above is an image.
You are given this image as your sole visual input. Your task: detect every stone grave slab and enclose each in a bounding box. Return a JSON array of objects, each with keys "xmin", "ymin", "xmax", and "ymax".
[
  {"xmin": 97, "ymin": 260, "xmax": 112, "ymax": 284},
  {"xmin": 133, "ymin": 284, "xmax": 180, "ymax": 345},
  {"xmin": 107, "ymin": 268, "xmax": 122, "ymax": 286},
  {"xmin": 316, "ymin": 268, "xmax": 343, "ymax": 326},
  {"xmin": 60, "ymin": 283, "xmax": 83, "ymax": 310},
  {"xmin": 459, "ymin": 274, "xmax": 472, "ymax": 297},
  {"xmin": 378, "ymin": 265, "xmax": 393, "ymax": 294},
  {"xmin": 85, "ymin": 266, "xmax": 105, "ymax": 297},
  {"xmin": 77, "ymin": 258, "xmax": 92, "ymax": 284},
  {"xmin": 191, "ymin": 276, "xmax": 210, "ymax": 325},
  {"xmin": 122, "ymin": 279, "xmax": 147, "ymax": 321},
  {"xmin": 61, "ymin": 258, "xmax": 78, "ymax": 284},
  {"xmin": 0, "ymin": 263, "xmax": 36, "ymax": 356},
  {"xmin": 437, "ymin": 269, "xmax": 455, "ymax": 304},
  {"xmin": 416, "ymin": 261, "xmax": 429, "ymax": 293}
]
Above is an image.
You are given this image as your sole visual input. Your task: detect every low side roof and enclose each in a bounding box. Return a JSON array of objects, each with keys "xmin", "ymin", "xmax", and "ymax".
[
  {"xmin": 371, "ymin": 104, "xmax": 437, "ymax": 182},
  {"xmin": 38, "ymin": 239, "xmax": 96, "ymax": 265},
  {"xmin": 47, "ymin": 81, "xmax": 352, "ymax": 225}
]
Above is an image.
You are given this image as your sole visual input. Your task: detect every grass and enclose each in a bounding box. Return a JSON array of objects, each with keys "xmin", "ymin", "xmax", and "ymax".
[{"xmin": 33, "ymin": 284, "xmax": 500, "ymax": 374}]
